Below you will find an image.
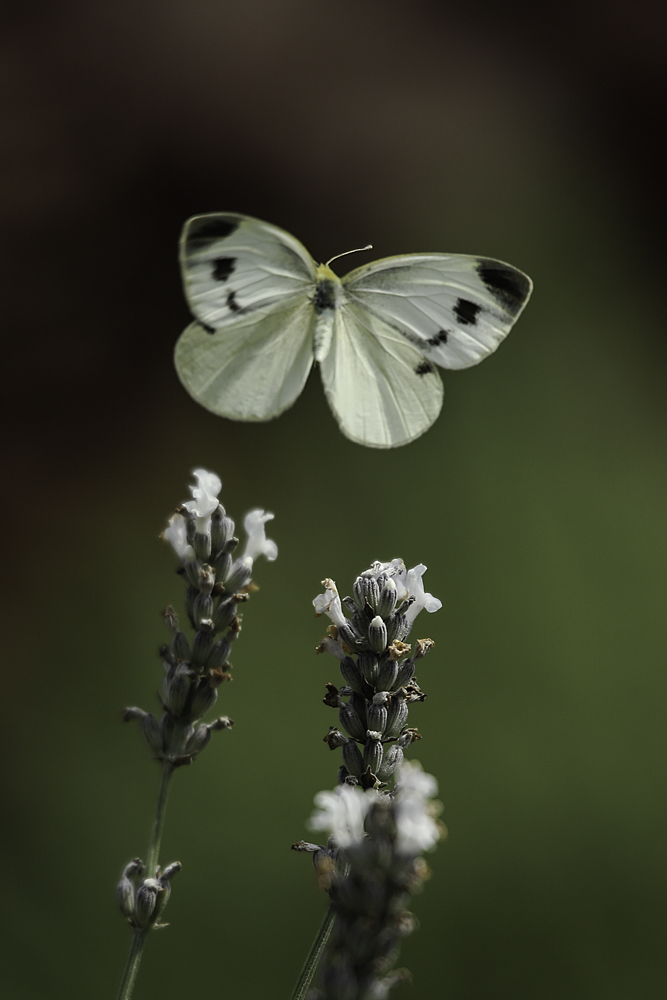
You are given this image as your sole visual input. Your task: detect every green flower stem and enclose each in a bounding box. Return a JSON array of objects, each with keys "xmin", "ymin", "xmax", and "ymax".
[
  {"xmin": 116, "ymin": 761, "xmax": 175, "ymax": 1000},
  {"xmin": 290, "ymin": 902, "xmax": 337, "ymax": 1000},
  {"xmin": 116, "ymin": 929, "xmax": 146, "ymax": 1000},
  {"xmin": 146, "ymin": 761, "xmax": 175, "ymax": 876}
]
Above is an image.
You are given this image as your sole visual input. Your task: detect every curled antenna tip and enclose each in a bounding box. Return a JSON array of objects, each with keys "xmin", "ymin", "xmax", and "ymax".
[{"xmin": 326, "ymin": 244, "xmax": 373, "ymax": 268}]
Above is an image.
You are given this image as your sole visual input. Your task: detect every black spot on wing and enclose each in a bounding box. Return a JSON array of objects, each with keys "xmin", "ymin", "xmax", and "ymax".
[
  {"xmin": 476, "ymin": 260, "xmax": 531, "ymax": 316},
  {"xmin": 454, "ymin": 298, "xmax": 482, "ymax": 326},
  {"xmin": 187, "ymin": 217, "xmax": 239, "ymax": 243},
  {"xmin": 198, "ymin": 321, "xmax": 216, "ymax": 335},
  {"xmin": 226, "ymin": 290, "xmax": 241, "ymax": 313},
  {"xmin": 212, "ymin": 257, "xmax": 236, "ymax": 282},
  {"xmin": 415, "ymin": 361, "xmax": 435, "ymax": 376},
  {"xmin": 427, "ymin": 329, "xmax": 448, "ymax": 347},
  {"xmin": 313, "ymin": 278, "xmax": 336, "ymax": 313}
]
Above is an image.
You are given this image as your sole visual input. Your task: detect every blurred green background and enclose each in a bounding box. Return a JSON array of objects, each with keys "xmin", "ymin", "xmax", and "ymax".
[{"xmin": 2, "ymin": 1, "xmax": 666, "ymax": 998}]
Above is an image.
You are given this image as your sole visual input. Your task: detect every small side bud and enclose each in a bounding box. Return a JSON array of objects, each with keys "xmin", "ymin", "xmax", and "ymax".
[
  {"xmin": 159, "ymin": 861, "xmax": 182, "ymax": 883},
  {"xmin": 415, "ymin": 638, "xmax": 435, "ymax": 659},
  {"xmin": 323, "ymin": 727, "xmax": 348, "ymax": 750},
  {"xmin": 208, "ymin": 716, "xmax": 233, "ymax": 731},
  {"xmin": 123, "ymin": 707, "xmax": 147, "ymax": 723}
]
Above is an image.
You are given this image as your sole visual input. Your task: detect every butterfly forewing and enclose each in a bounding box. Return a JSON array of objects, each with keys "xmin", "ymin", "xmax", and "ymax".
[
  {"xmin": 341, "ymin": 253, "xmax": 532, "ymax": 371},
  {"xmin": 175, "ymin": 298, "xmax": 315, "ymax": 421},
  {"xmin": 180, "ymin": 213, "xmax": 318, "ymax": 330},
  {"xmin": 319, "ymin": 300, "xmax": 444, "ymax": 448}
]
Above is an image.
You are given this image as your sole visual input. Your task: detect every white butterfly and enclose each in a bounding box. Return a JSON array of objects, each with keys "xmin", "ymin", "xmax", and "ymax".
[{"xmin": 174, "ymin": 213, "xmax": 533, "ymax": 449}]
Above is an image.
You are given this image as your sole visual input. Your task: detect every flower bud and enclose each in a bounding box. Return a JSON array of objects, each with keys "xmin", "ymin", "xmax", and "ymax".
[
  {"xmin": 135, "ymin": 879, "xmax": 162, "ymax": 928},
  {"xmin": 159, "ymin": 861, "xmax": 182, "ymax": 883},
  {"xmin": 337, "ymin": 620, "xmax": 362, "ymax": 652},
  {"xmin": 213, "ymin": 549, "xmax": 232, "ymax": 580},
  {"xmin": 208, "ymin": 716, "xmax": 233, "ymax": 731},
  {"xmin": 162, "ymin": 665, "xmax": 191, "ymax": 716},
  {"xmin": 193, "ymin": 592, "xmax": 214, "ymax": 626},
  {"xmin": 393, "ymin": 658, "xmax": 415, "ymax": 690},
  {"xmin": 211, "ymin": 509, "xmax": 233, "ymax": 551},
  {"xmin": 353, "ymin": 574, "xmax": 380, "ymax": 610},
  {"xmin": 117, "ymin": 874, "xmax": 136, "ymax": 919},
  {"xmin": 183, "ymin": 558, "xmax": 202, "ymax": 588},
  {"xmin": 324, "ymin": 727, "xmax": 349, "ymax": 749},
  {"xmin": 367, "ymin": 695, "xmax": 388, "ymax": 735},
  {"xmin": 197, "ymin": 564, "xmax": 216, "ymax": 595},
  {"xmin": 368, "ymin": 616, "xmax": 388, "ymax": 654},
  {"xmin": 363, "ymin": 733, "xmax": 383, "ymax": 775},
  {"xmin": 172, "ymin": 631, "xmax": 191, "ymax": 662},
  {"xmin": 191, "ymin": 622, "xmax": 214, "ymax": 667},
  {"xmin": 377, "ymin": 744, "xmax": 404, "ymax": 781},
  {"xmin": 141, "ymin": 713, "xmax": 164, "ymax": 756},
  {"xmin": 206, "ymin": 637, "xmax": 231, "ymax": 671},
  {"xmin": 386, "ymin": 610, "xmax": 408, "ymax": 645},
  {"xmin": 385, "ymin": 693, "xmax": 409, "ymax": 737},
  {"xmin": 342, "ymin": 740, "xmax": 364, "ymax": 777},
  {"xmin": 213, "ymin": 597, "xmax": 236, "ymax": 631},
  {"xmin": 225, "ymin": 556, "xmax": 252, "ymax": 593},
  {"xmin": 358, "ymin": 652, "xmax": 379, "ymax": 686},
  {"xmin": 193, "ymin": 531, "xmax": 212, "ymax": 561},
  {"xmin": 377, "ymin": 656, "xmax": 398, "ymax": 691},
  {"xmin": 188, "ymin": 677, "xmax": 218, "ymax": 718},
  {"xmin": 338, "ymin": 702, "xmax": 367, "ymax": 742},
  {"xmin": 376, "ymin": 577, "xmax": 397, "ymax": 618},
  {"xmin": 414, "ymin": 638, "xmax": 435, "ymax": 660},
  {"xmin": 184, "ymin": 723, "xmax": 211, "ymax": 756},
  {"xmin": 339, "ymin": 656, "xmax": 365, "ymax": 694},
  {"xmin": 123, "ymin": 706, "xmax": 147, "ymax": 722}
]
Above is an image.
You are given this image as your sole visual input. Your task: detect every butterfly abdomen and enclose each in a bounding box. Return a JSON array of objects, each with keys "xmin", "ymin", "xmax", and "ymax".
[{"xmin": 312, "ymin": 264, "xmax": 343, "ymax": 363}]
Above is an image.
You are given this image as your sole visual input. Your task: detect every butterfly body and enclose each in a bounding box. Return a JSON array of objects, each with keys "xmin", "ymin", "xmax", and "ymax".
[{"xmin": 175, "ymin": 213, "xmax": 532, "ymax": 448}]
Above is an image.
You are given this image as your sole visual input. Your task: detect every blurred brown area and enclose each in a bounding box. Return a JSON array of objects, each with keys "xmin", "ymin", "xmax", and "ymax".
[{"xmin": 1, "ymin": 2, "xmax": 666, "ymax": 999}]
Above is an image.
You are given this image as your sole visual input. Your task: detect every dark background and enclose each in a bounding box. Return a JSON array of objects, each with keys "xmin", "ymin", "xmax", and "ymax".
[{"xmin": 2, "ymin": 2, "xmax": 666, "ymax": 998}]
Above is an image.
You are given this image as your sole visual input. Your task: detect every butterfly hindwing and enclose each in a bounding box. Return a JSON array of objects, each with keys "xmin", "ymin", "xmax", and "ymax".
[
  {"xmin": 174, "ymin": 298, "xmax": 315, "ymax": 421},
  {"xmin": 341, "ymin": 253, "xmax": 532, "ymax": 371},
  {"xmin": 180, "ymin": 213, "xmax": 318, "ymax": 330},
  {"xmin": 319, "ymin": 299, "xmax": 444, "ymax": 448}
]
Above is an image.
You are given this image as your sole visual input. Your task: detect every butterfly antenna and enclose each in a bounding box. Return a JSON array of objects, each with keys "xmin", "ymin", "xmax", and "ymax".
[{"xmin": 325, "ymin": 244, "xmax": 373, "ymax": 267}]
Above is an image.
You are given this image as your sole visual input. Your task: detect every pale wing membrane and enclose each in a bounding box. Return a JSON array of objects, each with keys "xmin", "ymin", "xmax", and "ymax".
[
  {"xmin": 174, "ymin": 299, "xmax": 315, "ymax": 421},
  {"xmin": 320, "ymin": 301, "xmax": 443, "ymax": 449},
  {"xmin": 180, "ymin": 213, "xmax": 317, "ymax": 329},
  {"xmin": 342, "ymin": 254, "xmax": 532, "ymax": 370}
]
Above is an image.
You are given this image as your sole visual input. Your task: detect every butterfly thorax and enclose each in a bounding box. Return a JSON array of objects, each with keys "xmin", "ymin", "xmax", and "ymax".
[{"xmin": 312, "ymin": 263, "xmax": 343, "ymax": 363}]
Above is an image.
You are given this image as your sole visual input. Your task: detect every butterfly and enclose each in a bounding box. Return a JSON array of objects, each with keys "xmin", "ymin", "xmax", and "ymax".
[{"xmin": 174, "ymin": 212, "xmax": 533, "ymax": 448}]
